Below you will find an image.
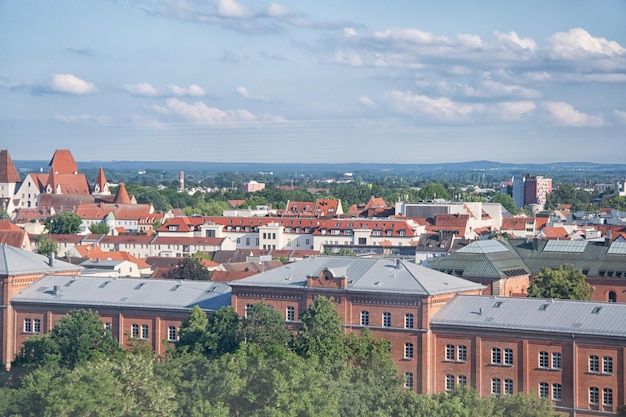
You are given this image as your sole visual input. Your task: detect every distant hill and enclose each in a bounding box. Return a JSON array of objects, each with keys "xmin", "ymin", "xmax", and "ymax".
[{"xmin": 14, "ymin": 159, "xmax": 626, "ymax": 175}]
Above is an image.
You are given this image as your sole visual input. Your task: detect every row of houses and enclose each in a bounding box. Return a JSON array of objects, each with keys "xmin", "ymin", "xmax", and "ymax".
[{"xmin": 0, "ymin": 247, "xmax": 623, "ymax": 416}]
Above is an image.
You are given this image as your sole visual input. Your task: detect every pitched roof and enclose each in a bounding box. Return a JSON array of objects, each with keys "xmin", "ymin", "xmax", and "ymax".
[
  {"xmin": 12, "ymin": 274, "xmax": 231, "ymax": 312},
  {"xmin": 46, "ymin": 174, "xmax": 91, "ymax": 194},
  {"xmin": 49, "ymin": 149, "xmax": 79, "ymax": 174},
  {"xmin": 431, "ymin": 294, "xmax": 626, "ymax": 339},
  {"xmin": 113, "ymin": 183, "xmax": 131, "ymax": 204},
  {"xmin": 0, "ymin": 150, "xmax": 21, "ymax": 183},
  {"xmin": 0, "ymin": 245, "xmax": 81, "ymax": 276},
  {"xmin": 93, "ymin": 167, "xmax": 109, "ymax": 194},
  {"xmin": 230, "ymin": 256, "xmax": 483, "ymax": 296}
]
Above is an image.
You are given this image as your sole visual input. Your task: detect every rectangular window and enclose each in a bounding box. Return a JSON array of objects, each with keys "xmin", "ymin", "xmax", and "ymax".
[
  {"xmin": 457, "ymin": 375, "xmax": 467, "ymax": 387},
  {"xmin": 168, "ymin": 326, "xmax": 177, "ymax": 342},
  {"xmin": 446, "ymin": 344, "xmax": 455, "ymax": 361},
  {"xmin": 552, "ymin": 352, "xmax": 561, "ymax": 370},
  {"xmin": 504, "ymin": 379, "xmax": 514, "ymax": 395},
  {"xmin": 33, "ymin": 319, "xmax": 41, "ymax": 334},
  {"xmin": 603, "ymin": 388, "xmax": 613, "ymax": 406},
  {"xmin": 539, "ymin": 351, "xmax": 549, "ymax": 368},
  {"xmin": 589, "ymin": 355, "xmax": 599, "ymax": 373},
  {"xmin": 405, "ymin": 372, "xmax": 413, "ymax": 389},
  {"xmin": 491, "ymin": 378, "xmax": 501, "ymax": 397},
  {"xmin": 104, "ymin": 322, "xmax": 112, "ymax": 331},
  {"xmin": 445, "ymin": 375, "xmax": 455, "ymax": 391},
  {"xmin": 286, "ymin": 306, "xmax": 295, "ymax": 321},
  {"xmin": 245, "ymin": 304, "xmax": 254, "ymax": 318},
  {"xmin": 404, "ymin": 343, "xmax": 414, "ymax": 359},
  {"xmin": 246, "ymin": 238, "xmax": 250, "ymax": 246},
  {"xmin": 589, "ymin": 387, "xmax": 599, "ymax": 405},
  {"xmin": 458, "ymin": 345, "xmax": 467, "ymax": 362},
  {"xmin": 603, "ymin": 356, "xmax": 613, "ymax": 374},
  {"xmin": 405, "ymin": 313, "xmax": 414, "ymax": 329},
  {"xmin": 24, "ymin": 318, "xmax": 32, "ymax": 333},
  {"xmin": 504, "ymin": 348, "xmax": 513, "ymax": 366},
  {"xmin": 491, "ymin": 347, "xmax": 501, "ymax": 364},
  {"xmin": 539, "ymin": 382, "xmax": 549, "ymax": 398},
  {"xmin": 382, "ymin": 312, "xmax": 391, "ymax": 327},
  {"xmin": 360, "ymin": 311, "xmax": 369, "ymax": 326},
  {"xmin": 552, "ymin": 384, "xmax": 562, "ymax": 401},
  {"xmin": 131, "ymin": 324, "xmax": 139, "ymax": 338},
  {"xmin": 141, "ymin": 324, "xmax": 149, "ymax": 340}
]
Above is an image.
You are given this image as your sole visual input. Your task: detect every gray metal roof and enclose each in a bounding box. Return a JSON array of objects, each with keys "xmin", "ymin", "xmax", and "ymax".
[
  {"xmin": 431, "ymin": 295, "xmax": 626, "ymax": 338},
  {"xmin": 0, "ymin": 244, "xmax": 82, "ymax": 276},
  {"xmin": 230, "ymin": 256, "xmax": 484, "ymax": 296},
  {"xmin": 12, "ymin": 275, "xmax": 231, "ymax": 312},
  {"xmin": 80, "ymin": 259, "xmax": 125, "ymax": 269}
]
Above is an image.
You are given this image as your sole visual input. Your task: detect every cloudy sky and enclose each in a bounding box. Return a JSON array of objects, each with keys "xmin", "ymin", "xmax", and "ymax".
[{"xmin": 1, "ymin": 0, "xmax": 625, "ymax": 164}]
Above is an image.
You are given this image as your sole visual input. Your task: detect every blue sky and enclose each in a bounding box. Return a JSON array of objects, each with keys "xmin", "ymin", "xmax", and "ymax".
[{"xmin": 1, "ymin": 0, "xmax": 625, "ymax": 164}]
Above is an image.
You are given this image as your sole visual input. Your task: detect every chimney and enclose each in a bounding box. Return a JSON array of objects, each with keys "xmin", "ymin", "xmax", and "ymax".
[
  {"xmin": 53, "ymin": 285, "xmax": 60, "ymax": 295},
  {"xmin": 396, "ymin": 258, "xmax": 402, "ymax": 269},
  {"xmin": 605, "ymin": 229, "xmax": 613, "ymax": 247},
  {"xmin": 48, "ymin": 253, "xmax": 55, "ymax": 267}
]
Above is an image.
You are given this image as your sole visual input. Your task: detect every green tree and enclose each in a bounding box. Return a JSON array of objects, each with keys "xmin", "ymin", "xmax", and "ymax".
[
  {"xmin": 176, "ymin": 305, "xmax": 210, "ymax": 355},
  {"xmin": 44, "ymin": 212, "xmax": 82, "ymax": 234},
  {"xmin": 528, "ymin": 264, "xmax": 592, "ymax": 300},
  {"xmin": 491, "ymin": 193, "xmax": 516, "ymax": 213},
  {"xmin": 295, "ymin": 296, "xmax": 348, "ymax": 369},
  {"xmin": 240, "ymin": 301, "xmax": 290, "ymax": 351},
  {"xmin": 167, "ymin": 257, "xmax": 212, "ymax": 281},
  {"xmin": 51, "ymin": 309, "xmax": 121, "ymax": 368},
  {"xmin": 35, "ymin": 233, "xmax": 58, "ymax": 256},
  {"xmin": 88, "ymin": 222, "xmax": 110, "ymax": 235},
  {"xmin": 205, "ymin": 306, "xmax": 241, "ymax": 358},
  {"xmin": 13, "ymin": 334, "xmax": 61, "ymax": 368},
  {"xmin": 419, "ymin": 183, "xmax": 450, "ymax": 201}
]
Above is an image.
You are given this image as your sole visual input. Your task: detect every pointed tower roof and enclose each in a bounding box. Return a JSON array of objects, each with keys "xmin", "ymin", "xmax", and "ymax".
[
  {"xmin": 93, "ymin": 167, "xmax": 109, "ymax": 194},
  {"xmin": 49, "ymin": 149, "xmax": 78, "ymax": 175},
  {"xmin": 0, "ymin": 150, "xmax": 21, "ymax": 183},
  {"xmin": 113, "ymin": 182, "xmax": 132, "ymax": 204}
]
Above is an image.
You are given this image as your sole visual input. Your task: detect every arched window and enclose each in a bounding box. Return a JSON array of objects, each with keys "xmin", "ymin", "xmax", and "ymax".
[{"xmin": 608, "ymin": 291, "xmax": 617, "ymax": 302}]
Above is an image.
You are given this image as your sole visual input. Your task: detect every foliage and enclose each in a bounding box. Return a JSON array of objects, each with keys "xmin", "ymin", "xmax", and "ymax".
[
  {"xmin": 176, "ymin": 305, "xmax": 210, "ymax": 355},
  {"xmin": 295, "ymin": 296, "xmax": 348, "ymax": 369},
  {"xmin": 601, "ymin": 195, "xmax": 626, "ymax": 211},
  {"xmin": 528, "ymin": 264, "xmax": 592, "ymax": 300},
  {"xmin": 240, "ymin": 301, "xmax": 291, "ymax": 351},
  {"xmin": 88, "ymin": 222, "xmax": 110, "ymax": 235},
  {"xmin": 491, "ymin": 193, "xmax": 516, "ymax": 213},
  {"xmin": 44, "ymin": 212, "xmax": 82, "ymax": 235},
  {"xmin": 13, "ymin": 334, "xmax": 61, "ymax": 368},
  {"xmin": 545, "ymin": 184, "xmax": 597, "ymax": 212},
  {"xmin": 324, "ymin": 248, "xmax": 357, "ymax": 256},
  {"xmin": 205, "ymin": 306, "xmax": 241, "ymax": 358},
  {"xmin": 35, "ymin": 234, "xmax": 58, "ymax": 257},
  {"xmin": 167, "ymin": 257, "xmax": 212, "ymax": 281}
]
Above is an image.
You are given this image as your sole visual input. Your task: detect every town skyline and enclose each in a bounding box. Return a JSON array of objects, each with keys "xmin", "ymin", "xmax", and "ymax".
[{"xmin": 1, "ymin": 1, "xmax": 625, "ymax": 163}]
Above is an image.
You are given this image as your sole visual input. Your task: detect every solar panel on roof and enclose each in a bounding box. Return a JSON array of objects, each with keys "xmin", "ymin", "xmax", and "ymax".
[
  {"xmin": 457, "ymin": 240, "xmax": 507, "ymax": 254},
  {"xmin": 607, "ymin": 241, "xmax": 626, "ymax": 254},
  {"xmin": 544, "ymin": 240, "xmax": 587, "ymax": 253}
]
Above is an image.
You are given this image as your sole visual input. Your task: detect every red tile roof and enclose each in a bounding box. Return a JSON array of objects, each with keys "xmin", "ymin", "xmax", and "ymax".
[
  {"xmin": 541, "ymin": 226, "xmax": 569, "ymax": 239},
  {"xmin": 0, "ymin": 220, "xmax": 23, "ymax": 231},
  {"xmin": 113, "ymin": 183, "xmax": 132, "ymax": 204},
  {"xmin": 152, "ymin": 236, "xmax": 224, "ymax": 246},
  {"xmin": 227, "ymin": 199, "xmax": 246, "ymax": 208},
  {"xmin": 501, "ymin": 217, "xmax": 534, "ymax": 230},
  {"xmin": 49, "ymin": 149, "xmax": 79, "ymax": 174},
  {"xmin": 0, "ymin": 150, "xmax": 20, "ymax": 183},
  {"xmin": 94, "ymin": 167, "xmax": 108, "ymax": 193}
]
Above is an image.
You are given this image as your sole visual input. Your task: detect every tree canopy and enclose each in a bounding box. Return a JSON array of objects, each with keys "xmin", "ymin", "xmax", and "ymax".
[
  {"xmin": 88, "ymin": 222, "xmax": 110, "ymax": 235},
  {"xmin": 44, "ymin": 212, "xmax": 83, "ymax": 235},
  {"xmin": 527, "ymin": 264, "xmax": 592, "ymax": 300},
  {"xmin": 167, "ymin": 257, "xmax": 212, "ymax": 281}
]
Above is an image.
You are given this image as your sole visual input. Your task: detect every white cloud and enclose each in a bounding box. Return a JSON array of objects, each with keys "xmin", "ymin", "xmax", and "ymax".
[
  {"xmin": 124, "ymin": 82, "xmax": 158, "ymax": 97},
  {"xmin": 131, "ymin": 115, "xmax": 166, "ymax": 129},
  {"xmin": 217, "ymin": 0, "xmax": 254, "ymax": 18},
  {"xmin": 614, "ymin": 109, "xmax": 626, "ymax": 123},
  {"xmin": 48, "ymin": 74, "xmax": 98, "ymax": 94},
  {"xmin": 236, "ymin": 86, "xmax": 269, "ymax": 101},
  {"xmin": 54, "ymin": 114, "xmax": 112, "ymax": 125},
  {"xmin": 524, "ymin": 71, "xmax": 551, "ymax": 82},
  {"xmin": 495, "ymin": 101, "xmax": 536, "ymax": 121},
  {"xmin": 165, "ymin": 98, "xmax": 284, "ymax": 125},
  {"xmin": 493, "ymin": 31, "xmax": 537, "ymax": 51},
  {"xmin": 384, "ymin": 90, "xmax": 484, "ymax": 121},
  {"xmin": 550, "ymin": 28, "xmax": 626, "ymax": 59},
  {"xmin": 359, "ymin": 96, "xmax": 376, "ymax": 107},
  {"xmin": 479, "ymin": 80, "xmax": 540, "ymax": 98},
  {"xmin": 543, "ymin": 101, "xmax": 603, "ymax": 127},
  {"xmin": 169, "ymin": 84, "xmax": 206, "ymax": 97},
  {"xmin": 457, "ymin": 33, "xmax": 482, "ymax": 48},
  {"xmin": 374, "ymin": 28, "xmax": 446, "ymax": 44},
  {"xmin": 344, "ymin": 27, "xmax": 357, "ymax": 38},
  {"xmin": 330, "ymin": 49, "xmax": 362, "ymax": 66},
  {"xmin": 266, "ymin": 3, "xmax": 294, "ymax": 17}
]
